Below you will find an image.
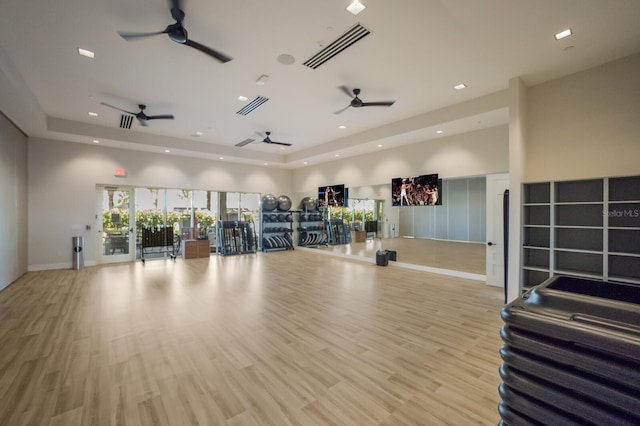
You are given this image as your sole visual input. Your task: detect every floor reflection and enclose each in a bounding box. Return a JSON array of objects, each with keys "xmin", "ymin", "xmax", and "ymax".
[{"xmin": 314, "ymin": 237, "xmax": 486, "ymax": 276}]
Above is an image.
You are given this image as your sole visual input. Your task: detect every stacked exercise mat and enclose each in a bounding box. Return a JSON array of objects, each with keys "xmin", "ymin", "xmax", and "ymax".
[
  {"xmin": 297, "ymin": 197, "xmax": 328, "ymax": 247},
  {"xmin": 260, "ymin": 194, "xmax": 295, "ymax": 251},
  {"xmin": 216, "ymin": 220, "xmax": 256, "ymax": 256},
  {"xmin": 499, "ymin": 276, "xmax": 640, "ymax": 425}
]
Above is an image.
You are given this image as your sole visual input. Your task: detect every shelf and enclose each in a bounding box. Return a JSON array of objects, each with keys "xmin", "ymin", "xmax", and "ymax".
[
  {"xmin": 553, "ymin": 269, "xmax": 604, "ymax": 280},
  {"xmin": 555, "ymin": 228, "xmax": 602, "ymax": 251},
  {"xmin": 555, "ymin": 204, "xmax": 603, "ymax": 227},
  {"xmin": 609, "ymin": 252, "xmax": 640, "ymax": 258},
  {"xmin": 608, "ymin": 276, "xmax": 640, "ymax": 285},
  {"xmin": 609, "ymin": 255, "xmax": 640, "ymax": 280},
  {"xmin": 523, "ymin": 182, "xmax": 550, "ymax": 204},
  {"xmin": 522, "ymin": 177, "xmax": 640, "ymax": 288},
  {"xmin": 523, "ymin": 247, "xmax": 550, "ymax": 269},
  {"xmin": 609, "ymin": 176, "xmax": 640, "ymax": 201},
  {"xmin": 607, "ymin": 202, "xmax": 640, "ymax": 228},
  {"xmin": 523, "ymin": 205, "xmax": 550, "ymax": 226},
  {"xmin": 523, "ymin": 227, "xmax": 550, "ymax": 248},
  {"xmin": 523, "ymin": 266, "xmax": 550, "ymax": 273},
  {"xmin": 554, "ymin": 201, "xmax": 604, "ymax": 206},
  {"xmin": 555, "ymin": 179, "xmax": 603, "ymax": 203},
  {"xmin": 609, "ymin": 229, "xmax": 640, "ymax": 254},
  {"xmin": 522, "ymin": 269, "xmax": 550, "ymax": 288},
  {"xmin": 260, "ymin": 210, "xmax": 294, "ymax": 252},
  {"xmin": 555, "ymin": 251, "xmax": 603, "ymax": 275}
]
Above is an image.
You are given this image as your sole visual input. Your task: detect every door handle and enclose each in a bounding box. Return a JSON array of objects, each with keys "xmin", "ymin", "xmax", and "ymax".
[{"xmin": 487, "ymin": 242, "xmax": 495, "ymax": 246}]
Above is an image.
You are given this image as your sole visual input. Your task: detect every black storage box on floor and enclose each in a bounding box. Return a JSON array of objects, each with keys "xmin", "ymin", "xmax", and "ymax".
[
  {"xmin": 376, "ymin": 250, "xmax": 389, "ymax": 266},
  {"xmin": 499, "ymin": 275, "xmax": 640, "ymax": 426},
  {"xmin": 386, "ymin": 250, "xmax": 397, "ymax": 261}
]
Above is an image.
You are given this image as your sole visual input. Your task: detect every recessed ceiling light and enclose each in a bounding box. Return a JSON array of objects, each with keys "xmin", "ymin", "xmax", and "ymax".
[
  {"xmin": 78, "ymin": 48, "xmax": 95, "ymax": 58},
  {"xmin": 377, "ymin": 144, "xmax": 383, "ymax": 148},
  {"xmin": 554, "ymin": 28, "xmax": 572, "ymax": 40},
  {"xmin": 219, "ymin": 157, "xmax": 224, "ymax": 160},
  {"xmin": 436, "ymin": 130, "xmax": 444, "ymax": 134},
  {"xmin": 237, "ymin": 95, "xmax": 248, "ymax": 101},
  {"xmin": 194, "ymin": 131, "xmax": 203, "ymax": 137},
  {"xmin": 454, "ymin": 83, "xmax": 467, "ymax": 90},
  {"xmin": 164, "ymin": 150, "xmax": 170, "ymax": 153},
  {"xmin": 303, "ymin": 161, "xmax": 308, "ymax": 165},
  {"xmin": 92, "ymin": 139, "xmax": 99, "ymax": 144},
  {"xmin": 279, "ymin": 147, "xmax": 285, "ymax": 150},
  {"xmin": 339, "ymin": 125, "xmax": 346, "ymax": 129},
  {"xmin": 264, "ymin": 163, "xmax": 269, "ymax": 166},
  {"xmin": 335, "ymin": 154, "xmax": 340, "ymax": 157},
  {"xmin": 346, "ymin": 0, "xmax": 366, "ymax": 15},
  {"xmin": 88, "ymin": 112, "xmax": 98, "ymax": 117}
]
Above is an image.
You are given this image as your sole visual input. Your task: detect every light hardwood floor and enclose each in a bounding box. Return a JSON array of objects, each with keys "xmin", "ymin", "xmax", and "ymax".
[{"xmin": 0, "ymin": 250, "xmax": 505, "ymax": 425}]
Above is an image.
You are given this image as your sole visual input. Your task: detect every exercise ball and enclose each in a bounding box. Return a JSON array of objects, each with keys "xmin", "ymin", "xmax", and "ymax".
[
  {"xmin": 300, "ymin": 197, "xmax": 317, "ymax": 212},
  {"xmin": 262, "ymin": 194, "xmax": 277, "ymax": 211},
  {"xmin": 277, "ymin": 195, "xmax": 292, "ymax": 211}
]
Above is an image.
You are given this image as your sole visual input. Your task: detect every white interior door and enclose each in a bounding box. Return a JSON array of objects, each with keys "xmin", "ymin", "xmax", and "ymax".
[{"xmin": 486, "ymin": 174, "xmax": 510, "ymax": 287}]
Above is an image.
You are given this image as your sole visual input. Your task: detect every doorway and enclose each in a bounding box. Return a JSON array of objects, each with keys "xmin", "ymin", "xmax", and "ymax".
[{"xmin": 96, "ymin": 186, "xmax": 135, "ymax": 263}]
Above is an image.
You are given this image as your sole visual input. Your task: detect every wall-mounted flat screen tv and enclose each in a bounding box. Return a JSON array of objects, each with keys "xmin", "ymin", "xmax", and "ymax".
[
  {"xmin": 318, "ymin": 184, "xmax": 346, "ymax": 208},
  {"xmin": 391, "ymin": 174, "xmax": 441, "ymax": 206}
]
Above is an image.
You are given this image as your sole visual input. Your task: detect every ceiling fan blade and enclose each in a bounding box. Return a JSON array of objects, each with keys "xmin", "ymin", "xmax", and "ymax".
[
  {"xmin": 339, "ymin": 86, "xmax": 354, "ymax": 98},
  {"xmin": 270, "ymin": 141, "xmax": 292, "ymax": 147},
  {"xmin": 100, "ymin": 102, "xmax": 136, "ymax": 115},
  {"xmin": 169, "ymin": 0, "xmax": 184, "ymax": 22},
  {"xmin": 333, "ymin": 105, "xmax": 351, "ymax": 115},
  {"xmin": 118, "ymin": 30, "xmax": 168, "ymax": 41},
  {"xmin": 137, "ymin": 118, "xmax": 148, "ymax": 127},
  {"xmin": 145, "ymin": 114, "xmax": 175, "ymax": 120},
  {"xmin": 361, "ymin": 101, "xmax": 395, "ymax": 107},
  {"xmin": 184, "ymin": 39, "xmax": 232, "ymax": 63}
]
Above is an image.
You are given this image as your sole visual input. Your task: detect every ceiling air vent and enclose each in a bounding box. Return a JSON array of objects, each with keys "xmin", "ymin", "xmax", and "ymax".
[
  {"xmin": 235, "ymin": 138, "xmax": 255, "ymax": 147},
  {"xmin": 303, "ymin": 23, "xmax": 371, "ymax": 69},
  {"xmin": 236, "ymin": 96, "xmax": 269, "ymax": 116},
  {"xmin": 120, "ymin": 114, "xmax": 133, "ymax": 129}
]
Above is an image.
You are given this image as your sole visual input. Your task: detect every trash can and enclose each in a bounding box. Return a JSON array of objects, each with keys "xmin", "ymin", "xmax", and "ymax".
[
  {"xmin": 376, "ymin": 250, "xmax": 389, "ymax": 266},
  {"xmin": 72, "ymin": 236, "xmax": 84, "ymax": 270}
]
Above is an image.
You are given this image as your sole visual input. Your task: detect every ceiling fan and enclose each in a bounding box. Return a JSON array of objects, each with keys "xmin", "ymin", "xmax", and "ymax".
[
  {"xmin": 258, "ymin": 132, "xmax": 292, "ymax": 146},
  {"xmin": 100, "ymin": 102, "xmax": 174, "ymax": 127},
  {"xmin": 334, "ymin": 86, "xmax": 396, "ymax": 114},
  {"xmin": 117, "ymin": 0, "xmax": 232, "ymax": 63},
  {"xmin": 236, "ymin": 132, "xmax": 292, "ymax": 148}
]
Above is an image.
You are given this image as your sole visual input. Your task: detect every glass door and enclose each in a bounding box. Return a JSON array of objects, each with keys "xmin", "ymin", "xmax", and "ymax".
[{"xmin": 97, "ymin": 186, "xmax": 135, "ymax": 263}]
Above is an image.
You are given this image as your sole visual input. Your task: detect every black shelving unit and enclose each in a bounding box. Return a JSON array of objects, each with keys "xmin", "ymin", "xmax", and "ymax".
[
  {"xmin": 297, "ymin": 211, "xmax": 327, "ymax": 247},
  {"xmin": 217, "ymin": 220, "xmax": 256, "ymax": 256},
  {"xmin": 260, "ymin": 211, "xmax": 294, "ymax": 251}
]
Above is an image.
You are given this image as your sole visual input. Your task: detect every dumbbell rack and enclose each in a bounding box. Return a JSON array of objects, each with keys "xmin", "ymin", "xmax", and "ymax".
[
  {"xmin": 259, "ymin": 210, "xmax": 295, "ymax": 252},
  {"xmin": 296, "ymin": 211, "xmax": 328, "ymax": 248}
]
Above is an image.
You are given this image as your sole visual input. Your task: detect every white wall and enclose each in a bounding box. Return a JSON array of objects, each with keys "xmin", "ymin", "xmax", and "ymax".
[
  {"xmin": 28, "ymin": 138, "xmax": 292, "ymax": 270},
  {"xmin": 526, "ymin": 52, "xmax": 640, "ymax": 182},
  {"xmin": 292, "ymin": 125, "xmax": 509, "ymax": 237},
  {"xmin": 0, "ymin": 112, "xmax": 28, "ymax": 290}
]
